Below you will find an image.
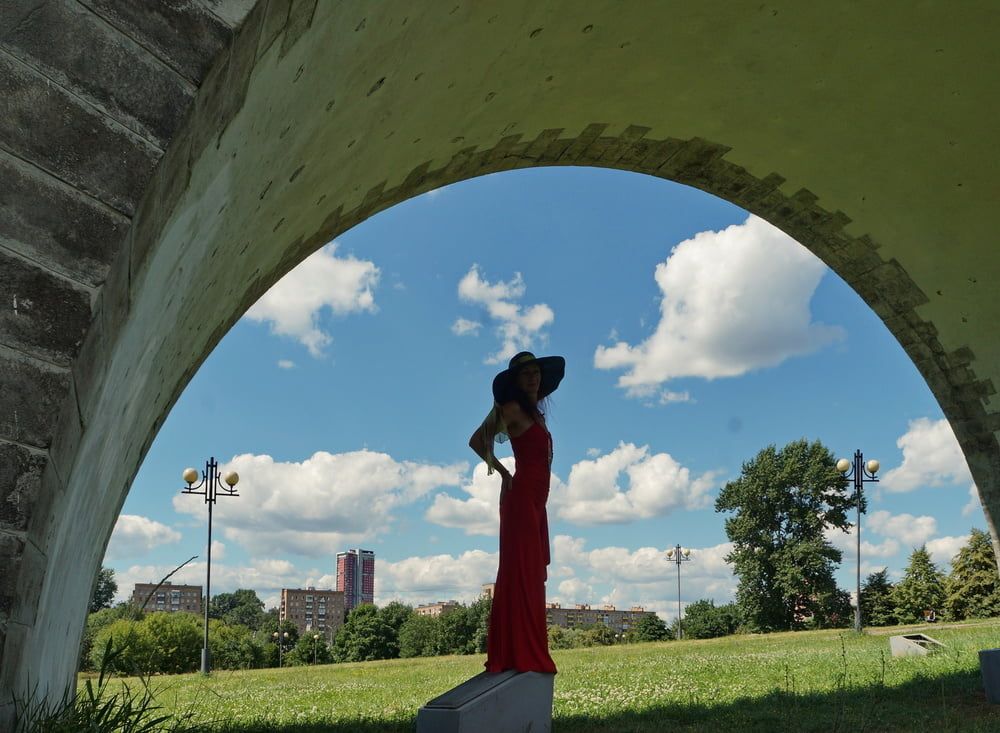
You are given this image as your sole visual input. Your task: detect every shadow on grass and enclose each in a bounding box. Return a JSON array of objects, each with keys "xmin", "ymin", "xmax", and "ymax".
[{"xmin": 200, "ymin": 667, "xmax": 999, "ymax": 733}]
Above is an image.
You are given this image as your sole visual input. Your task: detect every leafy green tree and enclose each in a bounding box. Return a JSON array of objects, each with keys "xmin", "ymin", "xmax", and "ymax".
[
  {"xmin": 945, "ymin": 528, "xmax": 1000, "ymax": 620},
  {"xmin": 377, "ymin": 601, "xmax": 414, "ymax": 658},
  {"xmin": 860, "ymin": 569, "xmax": 897, "ymax": 627},
  {"xmin": 144, "ymin": 611, "xmax": 203, "ymax": 674},
  {"xmin": 79, "ymin": 605, "xmax": 137, "ymax": 672},
  {"xmin": 436, "ymin": 606, "xmax": 478, "ymax": 655},
  {"xmin": 681, "ymin": 600, "xmax": 740, "ymax": 639},
  {"xmin": 211, "ymin": 589, "xmax": 266, "ymax": 629},
  {"xmin": 258, "ymin": 619, "xmax": 300, "ymax": 667},
  {"xmin": 399, "ymin": 614, "xmax": 439, "ymax": 658},
  {"xmin": 89, "ymin": 567, "xmax": 118, "ymax": 613},
  {"xmin": 892, "ymin": 545, "xmax": 946, "ymax": 623},
  {"xmin": 208, "ymin": 619, "xmax": 264, "ymax": 669},
  {"xmin": 629, "ymin": 613, "xmax": 670, "ymax": 642},
  {"xmin": 90, "ymin": 619, "xmax": 156, "ymax": 675},
  {"xmin": 287, "ymin": 632, "xmax": 332, "ymax": 665},
  {"xmin": 547, "ymin": 625, "xmax": 571, "ymax": 650},
  {"xmin": 332, "ymin": 605, "xmax": 396, "ymax": 662},
  {"xmin": 579, "ymin": 624, "xmax": 617, "ymax": 646},
  {"xmin": 469, "ymin": 595, "xmax": 492, "ymax": 653},
  {"xmin": 715, "ymin": 439, "xmax": 858, "ymax": 632}
]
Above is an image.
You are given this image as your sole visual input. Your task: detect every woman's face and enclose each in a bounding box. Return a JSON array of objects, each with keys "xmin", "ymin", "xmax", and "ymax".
[{"xmin": 516, "ymin": 363, "xmax": 542, "ymax": 399}]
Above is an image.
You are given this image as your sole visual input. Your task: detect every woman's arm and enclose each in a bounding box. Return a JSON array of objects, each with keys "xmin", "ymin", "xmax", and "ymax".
[{"xmin": 469, "ymin": 408, "xmax": 512, "ymax": 479}]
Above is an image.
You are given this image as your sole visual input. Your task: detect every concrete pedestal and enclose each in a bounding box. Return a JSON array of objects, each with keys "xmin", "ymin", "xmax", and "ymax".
[
  {"xmin": 889, "ymin": 633, "xmax": 944, "ymax": 657},
  {"xmin": 416, "ymin": 671, "xmax": 554, "ymax": 733},
  {"xmin": 979, "ymin": 648, "xmax": 1000, "ymax": 704}
]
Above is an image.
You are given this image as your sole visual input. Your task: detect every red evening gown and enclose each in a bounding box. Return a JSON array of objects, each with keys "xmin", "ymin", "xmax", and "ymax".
[{"xmin": 485, "ymin": 420, "xmax": 557, "ymax": 674}]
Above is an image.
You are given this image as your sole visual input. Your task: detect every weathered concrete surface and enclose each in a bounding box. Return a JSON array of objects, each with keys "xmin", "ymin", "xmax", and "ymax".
[
  {"xmin": 417, "ymin": 671, "xmax": 554, "ymax": 733},
  {"xmin": 0, "ymin": 150, "xmax": 128, "ymax": 287},
  {"xmin": 1, "ymin": 0, "xmax": 999, "ymax": 723}
]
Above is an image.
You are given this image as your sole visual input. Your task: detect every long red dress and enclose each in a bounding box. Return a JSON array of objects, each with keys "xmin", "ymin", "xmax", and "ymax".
[{"xmin": 485, "ymin": 420, "xmax": 557, "ymax": 674}]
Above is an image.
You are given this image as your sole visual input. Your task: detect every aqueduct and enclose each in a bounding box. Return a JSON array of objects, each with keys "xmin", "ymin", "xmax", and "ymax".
[{"xmin": 1, "ymin": 0, "xmax": 998, "ymax": 719}]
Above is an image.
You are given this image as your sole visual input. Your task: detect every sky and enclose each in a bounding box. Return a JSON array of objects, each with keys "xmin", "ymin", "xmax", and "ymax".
[{"xmin": 105, "ymin": 167, "xmax": 983, "ymax": 622}]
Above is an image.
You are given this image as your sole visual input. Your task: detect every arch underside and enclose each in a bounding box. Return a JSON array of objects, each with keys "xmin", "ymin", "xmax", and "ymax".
[{"xmin": 1, "ymin": 0, "xmax": 998, "ymax": 717}]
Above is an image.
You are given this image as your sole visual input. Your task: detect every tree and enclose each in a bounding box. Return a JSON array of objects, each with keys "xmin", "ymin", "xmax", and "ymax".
[
  {"xmin": 468, "ymin": 595, "xmax": 492, "ymax": 653},
  {"xmin": 331, "ymin": 605, "xmax": 396, "ymax": 662},
  {"xmin": 144, "ymin": 611, "xmax": 203, "ymax": 674},
  {"xmin": 547, "ymin": 625, "xmax": 571, "ymax": 650},
  {"xmin": 209, "ymin": 619, "xmax": 264, "ymax": 670},
  {"xmin": 79, "ymin": 605, "xmax": 137, "ymax": 671},
  {"xmin": 89, "ymin": 567, "xmax": 118, "ymax": 613},
  {"xmin": 377, "ymin": 601, "xmax": 414, "ymax": 658},
  {"xmin": 629, "ymin": 613, "xmax": 670, "ymax": 642},
  {"xmin": 579, "ymin": 624, "xmax": 617, "ymax": 646},
  {"xmin": 90, "ymin": 619, "xmax": 155, "ymax": 676},
  {"xmin": 436, "ymin": 606, "xmax": 478, "ymax": 655},
  {"xmin": 892, "ymin": 545, "xmax": 946, "ymax": 623},
  {"xmin": 681, "ymin": 600, "xmax": 740, "ymax": 639},
  {"xmin": 211, "ymin": 589, "xmax": 266, "ymax": 629},
  {"xmin": 287, "ymin": 632, "xmax": 332, "ymax": 666},
  {"xmin": 945, "ymin": 528, "xmax": 1000, "ymax": 620},
  {"xmin": 860, "ymin": 569, "xmax": 897, "ymax": 627},
  {"xmin": 399, "ymin": 614, "xmax": 439, "ymax": 658},
  {"xmin": 715, "ymin": 439, "xmax": 858, "ymax": 632}
]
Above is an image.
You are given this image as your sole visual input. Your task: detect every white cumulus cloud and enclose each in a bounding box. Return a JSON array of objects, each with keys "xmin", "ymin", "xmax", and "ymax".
[
  {"xmin": 376, "ymin": 550, "xmax": 500, "ymax": 606},
  {"xmin": 881, "ymin": 418, "xmax": 974, "ymax": 493},
  {"xmin": 425, "ymin": 458, "xmax": 565, "ymax": 536},
  {"xmin": 866, "ymin": 510, "xmax": 937, "ymax": 547},
  {"xmin": 926, "ymin": 535, "xmax": 970, "ymax": 569},
  {"xmin": 173, "ymin": 451, "xmax": 466, "ymax": 558},
  {"xmin": 106, "ymin": 515, "xmax": 181, "ymax": 559},
  {"xmin": 551, "ymin": 442, "xmax": 718, "ymax": 525},
  {"xmin": 451, "ymin": 318, "xmax": 482, "ymax": 336},
  {"xmin": 594, "ymin": 215, "xmax": 843, "ymax": 397},
  {"xmin": 245, "ymin": 243, "xmax": 380, "ymax": 357},
  {"xmin": 456, "ymin": 265, "xmax": 554, "ymax": 364}
]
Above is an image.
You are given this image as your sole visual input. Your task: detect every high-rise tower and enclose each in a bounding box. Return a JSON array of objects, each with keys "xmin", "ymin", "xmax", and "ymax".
[{"xmin": 336, "ymin": 548, "xmax": 375, "ymax": 611}]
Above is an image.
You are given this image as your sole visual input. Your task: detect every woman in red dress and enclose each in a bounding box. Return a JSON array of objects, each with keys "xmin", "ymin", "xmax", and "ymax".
[{"xmin": 469, "ymin": 351, "xmax": 564, "ymax": 674}]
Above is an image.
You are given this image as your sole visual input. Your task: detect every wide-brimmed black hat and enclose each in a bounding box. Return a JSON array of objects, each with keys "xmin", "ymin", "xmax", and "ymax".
[{"xmin": 492, "ymin": 351, "xmax": 565, "ymax": 403}]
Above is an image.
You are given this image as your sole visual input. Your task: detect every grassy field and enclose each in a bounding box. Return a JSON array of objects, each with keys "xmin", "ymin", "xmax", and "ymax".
[{"xmin": 86, "ymin": 621, "xmax": 1000, "ymax": 732}]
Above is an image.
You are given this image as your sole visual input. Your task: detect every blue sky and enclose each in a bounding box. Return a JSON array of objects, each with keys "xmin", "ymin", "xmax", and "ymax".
[{"xmin": 106, "ymin": 167, "xmax": 982, "ymax": 621}]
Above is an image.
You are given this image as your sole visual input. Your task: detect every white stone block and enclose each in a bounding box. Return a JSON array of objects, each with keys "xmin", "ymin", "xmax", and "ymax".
[
  {"xmin": 979, "ymin": 648, "xmax": 1000, "ymax": 704},
  {"xmin": 417, "ymin": 670, "xmax": 554, "ymax": 733}
]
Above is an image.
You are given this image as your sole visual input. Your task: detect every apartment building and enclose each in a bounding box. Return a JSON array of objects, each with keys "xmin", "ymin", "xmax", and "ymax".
[
  {"xmin": 130, "ymin": 582, "xmax": 202, "ymax": 614},
  {"xmin": 414, "ymin": 600, "xmax": 461, "ymax": 617},
  {"xmin": 545, "ymin": 603, "xmax": 657, "ymax": 633},
  {"xmin": 336, "ymin": 548, "xmax": 375, "ymax": 611},
  {"xmin": 279, "ymin": 587, "xmax": 345, "ymax": 641}
]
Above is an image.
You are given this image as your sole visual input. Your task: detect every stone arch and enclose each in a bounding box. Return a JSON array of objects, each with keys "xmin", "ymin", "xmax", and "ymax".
[{"xmin": 2, "ymin": 0, "xmax": 998, "ymax": 718}]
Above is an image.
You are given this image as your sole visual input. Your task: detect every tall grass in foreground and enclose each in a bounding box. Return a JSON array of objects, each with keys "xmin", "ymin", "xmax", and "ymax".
[
  {"xmin": 62, "ymin": 621, "xmax": 1000, "ymax": 732},
  {"xmin": 16, "ymin": 639, "xmax": 194, "ymax": 733}
]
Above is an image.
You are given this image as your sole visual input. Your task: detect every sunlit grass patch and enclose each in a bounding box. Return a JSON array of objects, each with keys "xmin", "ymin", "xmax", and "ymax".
[{"xmin": 81, "ymin": 621, "xmax": 1000, "ymax": 732}]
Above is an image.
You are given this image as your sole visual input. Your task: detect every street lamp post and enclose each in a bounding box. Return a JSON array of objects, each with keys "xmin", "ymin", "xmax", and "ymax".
[
  {"xmin": 837, "ymin": 450, "xmax": 879, "ymax": 634},
  {"xmin": 665, "ymin": 545, "xmax": 693, "ymax": 640},
  {"xmin": 313, "ymin": 634, "xmax": 320, "ymax": 665},
  {"xmin": 273, "ymin": 631, "xmax": 289, "ymax": 667},
  {"xmin": 181, "ymin": 457, "xmax": 240, "ymax": 675}
]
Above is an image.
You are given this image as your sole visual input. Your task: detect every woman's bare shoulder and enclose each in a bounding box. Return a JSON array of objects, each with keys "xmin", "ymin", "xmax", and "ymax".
[{"xmin": 499, "ymin": 400, "xmax": 529, "ymax": 428}]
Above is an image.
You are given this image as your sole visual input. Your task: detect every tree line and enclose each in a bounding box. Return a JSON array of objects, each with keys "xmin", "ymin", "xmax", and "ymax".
[
  {"xmin": 714, "ymin": 438, "xmax": 1000, "ymax": 633},
  {"xmin": 85, "ymin": 437, "xmax": 1000, "ymax": 673}
]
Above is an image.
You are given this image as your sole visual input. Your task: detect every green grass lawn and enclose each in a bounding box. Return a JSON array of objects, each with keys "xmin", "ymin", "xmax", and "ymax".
[{"xmin": 86, "ymin": 621, "xmax": 1000, "ymax": 732}]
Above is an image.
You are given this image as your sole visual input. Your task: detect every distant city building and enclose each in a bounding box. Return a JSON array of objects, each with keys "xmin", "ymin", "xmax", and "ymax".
[
  {"xmin": 481, "ymin": 583, "xmax": 495, "ymax": 599},
  {"xmin": 544, "ymin": 603, "xmax": 657, "ymax": 633},
  {"xmin": 280, "ymin": 587, "xmax": 345, "ymax": 641},
  {"xmin": 336, "ymin": 548, "xmax": 375, "ymax": 611},
  {"xmin": 130, "ymin": 581, "xmax": 202, "ymax": 614},
  {"xmin": 415, "ymin": 600, "xmax": 461, "ymax": 617}
]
